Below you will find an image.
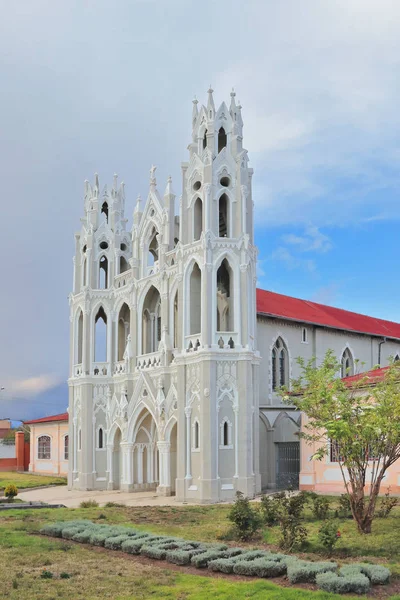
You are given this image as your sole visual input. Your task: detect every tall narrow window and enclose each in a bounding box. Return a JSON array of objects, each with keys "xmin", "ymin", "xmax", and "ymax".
[
  {"xmin": 98, "ymin": 427, "xmax": 104, "ymax": 449},
  {"xmin": 148, "ymin": 228, "xmax": 159, "ymax": 272},
  {"xmin": 218, "ymin": 127, "xmax": 227, "ymax": 153},
  {"xmin": 216, "ymin": 259, "xmax": 232, "ymax": 331},
  {"xmin": 190, "ymin": 263, "xmax": 202, "ymax": 335},
  {"xmin": 223, "ymin": 421, "xmax": 229, "ymax": 446},
  {"xmin": 99, "ymin": 256, "xmax": 108, "ymax": 289},
  {"xmin": 82, "ymin": 258, "xmax": 87, "ymax": 287},
  {"xmin": 173, "ymin": 292, "xmax": 178, "ymax": 349},
  {"xmin": 203, "ymin": 129, "xmax": 207, "ymax": 149},
  {"xmin": 38, "ymin": 435, "xmax": 51, "ymax": 460},
  {"xmin": 302, "ymin": 328, "xmax": 307, "ymax": 343},
  {"xmin": 77, "ymin": 310, "xmax": 83, "ymax": 364},
  {"xmin": 117, "ymin": 303, "xmax": 130, "ymax": 361},
  {"xmin": 64, "ymin": 435, "xmax": 69, "ymax": 460},
  {"xmin": 95, "ymin": 306, "xmax": 107, "ymax": 362},
  {"xmin": 272, "ymin": 337, "xmax": 288, "ymax": 391},
  {"xmin": 101, "ymin": 201, "xmax": 108, "ymax": 223},
  {"xmin": 218, "ymin": 194, "xmax": 228, "ymax": 237},
  {"xmin": 193, "ymin": 197, "xmax": 203, "ymax": 241},
  {"xmin": 193, "ymin": 420, "xmax": 200, "ymax": 449},
  {"xmin": 341, "ymin": 348, "xmax": 354, "ymax": 378},
  {"xmin": 142, "ymin": 286, "xmax": 161, "ymax": 354}
]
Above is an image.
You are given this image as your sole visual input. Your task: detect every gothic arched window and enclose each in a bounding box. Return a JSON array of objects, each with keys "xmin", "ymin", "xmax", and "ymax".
[
  {"xmin": 141, "ymin": 285, "xmax": 161, "ymax": 354},
  {"xmin": 99, "ymin": 256, "xmax": 108, "ymax": 289},
  {"xmin": 189, "ymin": 263, "xmax": 202, "ymax": 335},
  {"xmin": 94, "ymin": 306, "xmax": 107, "ymax": 362},
  {"xmin": 98, "ymin": 427, "xmax": 104, "ymax": 449},
  {"xmin": 219, "ymin": 194, "xmax": 229, "ymax": 237},
  {"xmin": 193, "ymin": 420, "xmax": 200, "ymax": 450},
  {"xmin": 272, "ymin": 337, "xmax": 289, "ymax": 391},
  {"xmin": 101, "ymin": 201, "xmax": 108, "ymax": 223},
  {"xmin": 120, "ymin": 256, "xmax": 129, "ymax": 274},
  {"xmin": 38, "ymin": 435, "xmax": 51, "ymax": 460},
  {"xmin": 394, "ymin": 354, "xmax": 400, "ymax": 362},
  {"xmin": 76, "ymin": 310, "xmax": 83, "ymax": 364},
  {"xmin": 216, "ymin": 259, "xmax": 233, "ymax": 331},
  {"xmin": 218, "ymin": 127, "xmax": 227, "ymax": 153},
  {"xmin": 341, "ymin": 348, "xmax": 354, "ymax": 378},
  {"xmin": 193, "ymin": 197, "xmax": 203, "ymax": 241},
  {"xmin": 117, "ymin": 303, "xmax": 130, "ymax": 361},
  {"xmin": 203, "ymin": 129, "xmax": 207, "ymax": 149}
]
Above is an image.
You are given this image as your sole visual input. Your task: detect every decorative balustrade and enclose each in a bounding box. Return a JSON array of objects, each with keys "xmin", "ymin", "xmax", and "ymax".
[
  {"xmin": 114, "ymin": 271, "xmax": 132, "ymax": 289},
  {"xmin": 185, "ymin": 334, "xmax": 202, "ymax": 353},
  {"xmin": 92, "ymin": 362, "xmax": 109, "ymax": 376},
  {"xmin": 214, "ymin": 332, "xmax": 238, "ymax": 349},
  {"xmin": 73, "ymin": 364, "xmax": 83, "ymax": 377},
  {"xmin": 114, "ymin": 361, "xmax": 127, "ymax": 375},
  {"xmin": 136, "ymin": 351, "xmax": 162, "ymax": 369}
]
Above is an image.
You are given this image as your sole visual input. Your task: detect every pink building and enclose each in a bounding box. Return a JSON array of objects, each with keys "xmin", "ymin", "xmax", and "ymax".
[
  {"xmin": 24, "ymin": 412, "xmax": 69, "ymax": 476},
  {"xmin": 299, "ymin": 367, "xmax": 400, "ymax": 495}
]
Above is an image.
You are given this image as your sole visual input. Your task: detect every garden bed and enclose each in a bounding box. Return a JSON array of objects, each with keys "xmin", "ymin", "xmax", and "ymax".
[{"xmin": 40, "ymin": 519, "xmax": 392, "ymax": 595}]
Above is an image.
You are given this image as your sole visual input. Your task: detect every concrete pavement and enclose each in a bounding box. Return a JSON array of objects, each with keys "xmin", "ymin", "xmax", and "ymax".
[{"xmin": 17, "ymin": 486, "xmax": 187, "ymax": 508}]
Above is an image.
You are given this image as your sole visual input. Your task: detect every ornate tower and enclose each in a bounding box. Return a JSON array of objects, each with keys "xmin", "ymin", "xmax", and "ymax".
[
  {"xmin": 68, "ymin": 88, "xmax": 260, "ymax": 502},
  {"xmin": 174, "ymin": 88, "xmax": 260, "ymax": 501}
]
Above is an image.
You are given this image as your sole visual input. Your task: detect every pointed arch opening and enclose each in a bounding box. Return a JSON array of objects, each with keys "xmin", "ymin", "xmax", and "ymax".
[
  {"xmin": 99, "ymin": 256, "xmax": 108, "ymax": 289},
  {"xmin": 189, "ymin": 263, "xmax": 202, "ymax": 335},
  {"xmin": 272, "ymin": 337, "xmax": 289, "ymax": 391},
  {"xmin": 142, "ymin": 286, "xmax": 161, "ymax": 354},
  {"xmin": 216, "ymin": 259, "xmax": 233, "ymax": 332},
  {"xmin": 82, "ymin": 258, "xmax": 87, "ymax": 287},
  {"xmin": 95, "ymin": 306, "xmax": 107, "ymax": 362},
  {"xmin": 173, "ymin": 291, "xmax": 178, "ymax": 349},
  {"xmin": 218, "ymin": 127, "xmax": 227, "ymax": 153},
  {"xmin": 341, "ymin": 348, "xmax": 354, "ymax": 377},
  {"xmin": 193, "ymin": 197, "xmax": 203, "ymax": 241},
  {"xmin": 147, "ymin": 227, "xmax": 159, "ymax": 272},
  {"xmin": 112, "ymin": 427, "xmax": 122, "ymax": 489},
  {"xmin": 120, "ymin": 256, "xmax": 129, "ymax": 274},
  {"xmin": 98, "ymin": 427, "xmax": 104, "ymax": 449},
  {"xmin": 203, "ymin": 129, "xmax": 207, "ymax": 149},
  {"xmin": 76, "ymin": 310, "xmax": 83, "ymax": 364},
  {"xmin": 218, "ymin": 193, "xmax": 229, "ymax": 237},
  {"xmin": 118, "ymin": 303, "xmax": 131, "ymax": 361},
  {"xmin": 101, "ymin": 201, "xmax": 109, "ymax": 223}
]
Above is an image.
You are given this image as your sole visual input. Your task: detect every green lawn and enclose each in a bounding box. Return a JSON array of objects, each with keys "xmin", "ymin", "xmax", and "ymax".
[
  {"xmin": 0, "ymin": 472, "xmax": 67, "ymax": 492},
  {"xmin": 0, "ymin": 498, "xmax": 399, "ymax": 599}
]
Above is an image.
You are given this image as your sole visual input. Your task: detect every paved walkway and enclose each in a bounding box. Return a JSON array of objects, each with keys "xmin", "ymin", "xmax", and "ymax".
[{"xmin": 18, "ymin": 486, "xmax": 187, "ymax": 508}]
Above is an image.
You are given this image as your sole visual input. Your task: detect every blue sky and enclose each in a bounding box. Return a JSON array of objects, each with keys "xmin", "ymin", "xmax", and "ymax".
[{"xmin": 1, "ymin": 0, "xmax": 400, "ymax": 420}]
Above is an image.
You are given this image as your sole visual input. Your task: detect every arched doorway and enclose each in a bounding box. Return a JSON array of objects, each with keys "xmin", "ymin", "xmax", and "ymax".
[
  {"xmin": 131, "ymin": 407, "xmax": 158, "ymax": 490},
  {"xmin": 112, "ymin": 427, "xmax": 122, "ymax": 490}
]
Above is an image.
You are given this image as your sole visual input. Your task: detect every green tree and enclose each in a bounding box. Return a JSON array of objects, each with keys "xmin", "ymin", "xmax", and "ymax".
[{"xmin": 283, "ymin": 350, "xmax": 400, "ymax": 534}]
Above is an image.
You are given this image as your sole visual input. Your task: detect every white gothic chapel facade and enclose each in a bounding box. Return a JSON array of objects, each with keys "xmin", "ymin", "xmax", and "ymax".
[{"xmin": 68, "ymin": 89, "xmax": 400, "ymax": 502}]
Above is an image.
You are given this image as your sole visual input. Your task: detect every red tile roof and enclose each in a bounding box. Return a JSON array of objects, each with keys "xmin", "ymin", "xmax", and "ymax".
[
  {"xmin": 24, "ymin": 412, "xmax": 68, "ymax": 425},
  {"xmin": 256, "ymin": 289, "xmax": 400, "ymax": 339},
  {"xmin": 343, "ymin": 366, "xmax": 390, "ymax": 386}
]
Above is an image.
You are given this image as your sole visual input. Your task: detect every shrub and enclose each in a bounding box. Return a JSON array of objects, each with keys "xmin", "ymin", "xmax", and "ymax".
[
  {"xmin": 104, "ymin": 535, "xmax": 132, "ymax": 550},
  {"xmin": 377, "ymin": 488, "xmax": 398, "ymax": 518},
  {"xmin": 337, "ymin": 494, "xmax": 352, "ymax": 518},
  {"xmin": 41, "ymin": 522, "xmax": 66, "ymax": 538},
  {"xmin": 340, "ymin": 563, "xmax": 391, "ymax": 585},
  {"xmin": 311, "ymin": 496, "xmax": 330, "ymax": 520},
  {"xmin": 227, "ymin": 491, "xmax": 261, "ymax": 541},
  {"xmin": 278, "ymin": 515, "xmax": 307, "ymax": 551},
  {"xmin": 286, "ymin": 560, "xmax": 337, "ymax": 583},
  {"xmin": 233, "ymin": 558, "xmax": 287, "ymax": 578},
  {"xmin": 141, "ymin": 545, "xmax": 168, "ymax": 560},
  {"xmin": 208, "ymin": 558, "xmax": 238, "ymax": 574},
  {"xmin": 318, "ymin": 520, "xmax": 340, "ymax": 555},
  {"xmin": 260, "ymin": 494, "xmax": 279, "ymax": 525},
  {"xmin": 40, "ymin": 570, "xmax": 53, "ymax": 579},
  {"xmin": 316, "ymin": 571, "xmax": 370, "ymax": 594},
  {"xmin": 60, "ymin": 572, "xmax": 71, "ymax": 579},
  {"xmin": 191, "ymin": 547, "xmax": 231, "ymax": 568},
  {"xmin": 4, "ymin": 484, "xmax": 18, "ymax": 501},
  {"xmin": 62, "ymin": 526, "xmax": 87, "ymax": 540},
  {"xmin": 72, "ymin": 530, "xmax": 95, "ymax": 544},
  {"xmin": 104, "ymin": 501, "xmax": 125, "ymax": 508},
  {"xmin": 264, "ymin": 491, "xmax": 308, "ymax": 551},
  {"xmin": 80, "ymin": 499, "xmax": 99, "ymax": 508},
  {"xmin": 121, "ymin": 535, "xmax": 163, "ymax": 555}
]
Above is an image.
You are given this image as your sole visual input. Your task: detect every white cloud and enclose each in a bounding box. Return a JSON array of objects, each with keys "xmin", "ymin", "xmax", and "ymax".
[
  {"xmin": 8, "ymin": 375, "xmax": 62, "ymax": 398},
  {"xmin": 270, "ymin": 246, "xmax": 316, "ymax": 273},
  {"xmin": 282, "ymin": 227, "xmax": 332, "ymax": 253}
]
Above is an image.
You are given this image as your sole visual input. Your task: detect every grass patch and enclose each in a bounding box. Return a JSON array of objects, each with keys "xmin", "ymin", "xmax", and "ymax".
[
  {"xmin": 0, "ymin": 497, "xmax": 399, "ymax": 599},
  {"xmin": 0, "ymin": 472, "xmax": 66, "ymax": 492}
]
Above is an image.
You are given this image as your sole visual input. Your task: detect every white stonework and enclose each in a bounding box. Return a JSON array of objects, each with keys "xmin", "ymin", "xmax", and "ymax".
[{"xmin": 68, "ymin": 89, "xmax": 400, "ymax": 500}]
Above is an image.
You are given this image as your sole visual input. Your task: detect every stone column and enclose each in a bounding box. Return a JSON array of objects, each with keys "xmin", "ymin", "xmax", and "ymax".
[
  {"xmin": 120, "ymin": 442, "xmax": 134, "ymax": 492},
  {"xmin": 106, "ymin": 443, "xmax": 113, "ymax": 490},
  {"xmin": 157, "ymin": 441, "xmax": 172, "ymax": 496},
  {"xmin": 137, "ymin": 445, "xmax": 144, "ymax": 485},
  {"xmin": 184, "ymin": 407, "xmax": 192, "ymax": 479}
]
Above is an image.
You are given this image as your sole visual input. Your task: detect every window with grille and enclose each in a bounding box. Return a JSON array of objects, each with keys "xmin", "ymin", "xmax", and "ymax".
[
  {"xmin": 272, "ymin": 337, "xmax": 289, "ymax": 390},
  {"xmin": 38, "ymin": 435, "xmax": 51, "ymax": 460},
  {"xmin": 64, "ymin": 435, "xmax": 69, "ymax": 460}
]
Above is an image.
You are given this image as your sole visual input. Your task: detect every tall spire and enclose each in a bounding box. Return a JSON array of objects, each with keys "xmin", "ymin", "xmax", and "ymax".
[
  {"xmin": 207, "ymin": 85, "xmax": 215, "ymax": 117},
  {"xmin": 149, "ymin": 165, "xmax": 157, "ymax": 189},
  {"xmin": 164, "ymin": 175, "xmax": 174, "ymax": 197},
  {"xmin": 230, "ymin": 88, "xmax": 236, "ymax": 116},
  {"xmin": 192, "ymin": 96, "xmax": 198, "ymax": 127}
]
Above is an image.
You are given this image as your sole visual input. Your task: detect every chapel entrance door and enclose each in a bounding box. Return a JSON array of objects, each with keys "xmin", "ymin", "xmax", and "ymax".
[{"xmin": 275, "ymin": 442, "xmax": 300, "ymax": 490}]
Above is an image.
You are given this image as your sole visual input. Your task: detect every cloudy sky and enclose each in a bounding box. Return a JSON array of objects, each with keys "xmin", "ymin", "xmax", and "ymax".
[{"xmin": 1, "ymin": 0, "xmax": 400, "ymax": 420}]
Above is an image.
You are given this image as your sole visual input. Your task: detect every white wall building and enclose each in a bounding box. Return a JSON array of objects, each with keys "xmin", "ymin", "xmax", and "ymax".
[{"xmin": 68, "ymin": 90, "xmax": 400, "ymax": 502}]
